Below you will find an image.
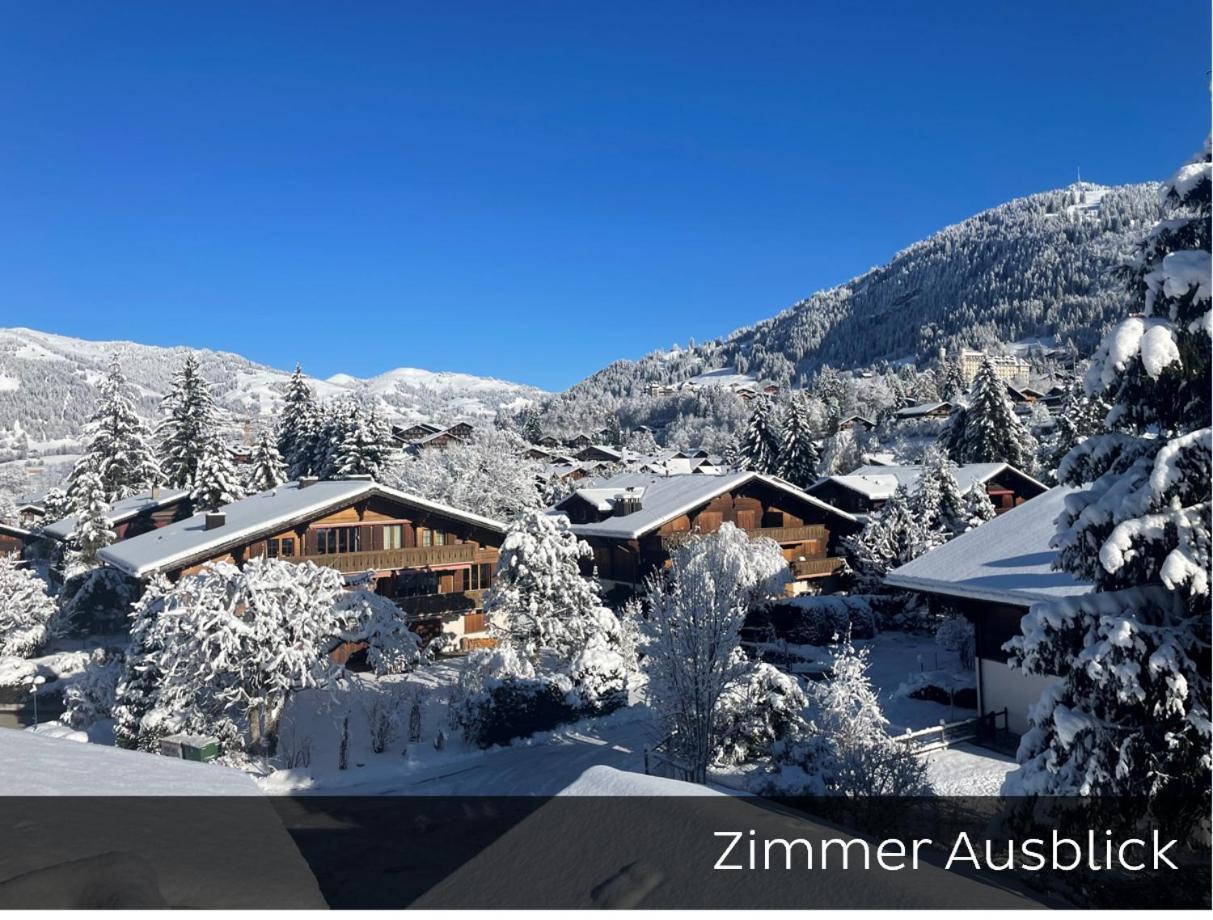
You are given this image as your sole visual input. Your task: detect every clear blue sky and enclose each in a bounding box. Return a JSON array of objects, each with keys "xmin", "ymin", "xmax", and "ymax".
[{"xmin": 0, "ymin": 1, "xmax": 1208, "ymax": 390}]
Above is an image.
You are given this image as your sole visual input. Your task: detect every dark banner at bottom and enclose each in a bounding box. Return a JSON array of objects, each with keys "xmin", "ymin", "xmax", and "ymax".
[{"xmin": 0, "ymin": 795, "xmax": 1208, "ymax": 909}]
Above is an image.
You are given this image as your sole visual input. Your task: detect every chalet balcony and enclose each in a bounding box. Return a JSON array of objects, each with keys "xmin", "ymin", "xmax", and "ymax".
[
  {"xmin": 662, "ymin": 523, "xmax": 827, "ymax": 550},
  {"xmin": 286, "ymin": 543, "xmax": 477, "ymax": 574},
  {"xmin": 791, "ymin": 556, "xmax": 847, "ymax": 579},
  {"xmin": 395, "ymin": 589, "xmax": 486, "ymax": 618}
]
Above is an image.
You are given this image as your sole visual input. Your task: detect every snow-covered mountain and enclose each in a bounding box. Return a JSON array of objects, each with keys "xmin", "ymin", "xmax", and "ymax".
[
  {"xmin": 568, "ymin": 180, "xmax": 1163, "ymax": 398},
  {"xmin": 0, "ymin": 327, "xmax": 544, "ymax": 454}
]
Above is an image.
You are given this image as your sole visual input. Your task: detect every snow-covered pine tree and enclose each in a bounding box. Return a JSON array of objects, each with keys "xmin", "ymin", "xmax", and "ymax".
[
  {"xmin": 71, "ymin": 465, "xmax": 114, "ymax": 567},
  {"xmin": 522, "ymin": 410, "xmax": 543, "ymax": 445},
  {"xmin": 955, "ymin": 358, "xmax": 1037, "ymax": 469},
  {"xmin": 484, "ymin": 510, "xmax": 619, "ymax": 663},
  {"xmin": 66, "ymin": 356, "xmax": 161, "ymax": 504},
  {"xmin": 190, "ymin": 433, "xmax": 242, "ymax": 512},
  {"xmin": 1005, "ymin": 142, "xmax": 1211, "ymax": 822},
  {"xmin": 1048, "ymin": 378, "xmax": 1109, "ymax": 471},
  {"xmin": 738, "ymin": 397, "xmax": 782, "ymax": 473},
  {"xmin": 777, "ymin": 394, "xmax": 821, "ymax": 488},
  {"xmin": 334, "ymin": 402, "xmax": 394, "ymax": 479},
  {"xmin": 960, "ymin": 480, "xmax": 996, "ymax": 531},
  {"xmin": 845, "ymin": 486, "xmax": 929, "ymax": 591},
  {"xmin": 936, "ymin": 356, "xmax": 967, "ymax": 402},
  {"xmin": 113, "ymin": 574, "xmax": 171, "ymax": 750},
  {"xmin": 278, "ymin": 364, "xmax": 320, "ymax": 479},
  {"xmin": 245, "ymin": 429, "xmax": 287, "ymax": 493},
  {"xmin": 158, "ymin": 354, "xmax": 219, "ymax": 488},
  {"xmin": 913, "ymin": 445, "xmax": 968, "ymax": 538},
  {"xmin": 0, "ymin": 555, "xmax": 58, "ymax": 656}
]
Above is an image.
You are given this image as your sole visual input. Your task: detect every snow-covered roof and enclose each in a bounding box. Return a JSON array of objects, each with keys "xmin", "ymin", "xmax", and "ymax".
[
  {"xmin": 42, "ymin": 488, "xmax": 192, "ymax": 541},
  {"xmin": 836, "ymin": 462, "xmax": 1046, "ymax": 497},
  {"xmin": 894, "ymin": 401, "xmax": 951, "ymax": 417},
  {"xmin": 885, "ymin": 487, "xmax": 1092, "ymax": 607},
  {"xmin": 99, "ymin": 479, "xmax": 505, "ymax": 578},
  {"xmin": 0, "ymin": 522, "xmax": 33, "ymax": 539},
  {"xmin": 560, "ymin": 471, "xmax": 857, "ymax": 540}
]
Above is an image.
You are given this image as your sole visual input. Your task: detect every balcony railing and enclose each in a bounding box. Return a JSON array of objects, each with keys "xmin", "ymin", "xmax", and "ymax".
[
  {"xmin": 791, "ymin": 556, "xmax": 847, "ymax": 579},
  {"xmin": 662, "ymin": 523, "xmax": 827, "ymax": 550},
  {"xmin": 395, "ymin": 589, "xmax": 486, "ymax": 618},
  {"xmin": 285, "ymin": 543, "xmax": 477, "ymax": 574}
]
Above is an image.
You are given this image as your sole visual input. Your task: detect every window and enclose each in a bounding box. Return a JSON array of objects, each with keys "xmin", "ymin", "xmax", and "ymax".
[
  {"xmin": 267, "ymin": 538, "xmax": 279, "ymax": 558},
  {"xmin": 467, "ymin": 563, "xmax": 493, "ymax": 591},
  {"xmin": 383, "ymin": 525, "xmax": 403, "ymax": 550},
  {"xmin": 433, "ymin": 530, "xmax": 445, "ymax": 546},
  {"xmin": 421, "ymin": 528, "xmax": 432, "ymax": 547},
  {"xmin": 280, "ymin": 537, "xmax": 295, "ymax": 557},
  {"xmin": 314, "ymin": 527, "xmax": 361, "ymax": 554}
]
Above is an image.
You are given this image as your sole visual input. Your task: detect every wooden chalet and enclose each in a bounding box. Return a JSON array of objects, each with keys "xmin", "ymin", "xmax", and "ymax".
[
  {"xmin": 573, "ymin": 444, "xmax": 623, "ymax": 463},
  {"xmin": 565, "ymin": 433, "xmax": 594, "ymax": 449},
  {"xmin": 98, "ymin": 478, "xmax": 506, "ymax": 649},
  {"xmin": 392, "ymin": 422, "xmax": 443, "ymax": 444},
  {"xmin": 410, "ymin": 429, "xmax": 466, "ymax": 452},
  {"xmin": 837, "ymin": 415, "xmax": 876, "ymax": 432},
  {"xmin": 805, "ymin": 462, "xmax": 1047, "ymax": 517},
  {"xmin": 552, "ymin": 472, "xmax": 860, "ymax": 598},
  {"xmin": 893, "ymin": 401, "xmax": 953, "ymax": 420},
  {"xmin": 444, "ymin": 422, "xmax": 475, "ymax": 440},
  {"xmin": 42, "ymin": 487, "xmax": 194, "ymax": 544},
  {"xmin": 886, "ymin": 488, "xmax": 1095, "ymax": 736}
]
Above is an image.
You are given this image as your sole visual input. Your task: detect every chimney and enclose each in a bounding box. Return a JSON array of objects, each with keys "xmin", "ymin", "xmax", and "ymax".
[
  {"xmin": 615, "ymin": 487, "xmax": 644, "ymax": 517},
  {"xmin": 205, "ymin": 512, "xmax": 226, "ymax": 530},
  {"xmin": 151, "ymin": 484, "xmax": 161, "ymax": 500},
  {"xmin": 298, "ymin": 476, "xmax": 319, "ymax": 489}
]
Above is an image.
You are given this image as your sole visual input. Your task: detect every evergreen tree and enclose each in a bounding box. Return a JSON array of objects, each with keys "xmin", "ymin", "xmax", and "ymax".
[
  {"xmin": 334, "ymin": 402, "xmax": 394, "ymax": 479},
  {"xmin": 158, "ymin": 354, "xmax": 218, "ymax": 488},
  {"xmin": 913, "ymin": 446, "xmax": 968, "ymax": 538},
  {"xmin": 72, "ymin": 465, "xmax": 114, "ymax": 566},
  {"xmin": 522, "ymin": 410, "xmax": 543, "ymax": 445},
  {"xmin": 190, "ymin": 434, "xmax": 242, "ymax": 512},
  {"xmin": 1004, "ymin": 142, "xmax": 1211, "ymax": 825},
  {"xmin": 955, "ymin": 358, "xmax": 1037, "ymax": 469},
  {"xmin": 936, "ymin": 356, "xmax": 967, "ymax": 402},
  {"xmin": 845, "ymin": 487, "xmax": 929, "ymax": 591},
  {"xmin": 777, "ymin": 395, "xmax": 821, "ymax": 487},
  {"xmin": 245, "ymin": 429, "xmax": 286, "ymax": 493},
  {"xmin": 738, "ymin": 398, "xmax": 781, "ymax": 473},
  {"xmin": 67, "ymin": 356, "xmax": 161, "ymax": 504},
  {"xmin": 603, "ymin": 414, "xmax": 623, "ymax": 448},
  {"xmin": 960, "ymin": 481, "xmax": 996, "ymax": 531},
  {"xmin": 1048, "ymin": 379, "xmax": 1109, "ymax": 470},
  {"xmin": 278, "ymin": 364, "xmax": 320, "ymax": 479},
  {"xmin": 113, "ymin": 574, "xmax": 171, "ymax": 750}
]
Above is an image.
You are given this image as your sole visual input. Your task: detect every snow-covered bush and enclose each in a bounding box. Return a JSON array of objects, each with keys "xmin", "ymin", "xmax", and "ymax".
[
  {"xmin": 567, "ymin": 634, "xmax": 627, "ymax": 714},
  {"xmin": 845, "ymin": 486, "xmax": 931, "ymax": 591},
  {"xmin": 760, "ymin": 595, "xmax": 877, "ymax": 646},
  {"xmin": 764, "ymin": 638, "xmax": 932, "ymax": 796},
  {"xmin": 334, "ymin": 586, "xmax": 423, "ymax": 676},
  {"xmin": 934, "ymin": 614, "xmax": 975, "ymax": 670},
  {"xmin": 456, "ymin": 645, "xmax": 579, "ymax": 748},
  {"xmin": 121, "ymin": 559, "xmax": 347, "ymax": 759},
  {"xmin": 642, "ymin": 523, "xmax": 791, "ymax": 782},
  {"xmin": 713, "ymin": 661, "xmax": 808, "ymax": 766},
  {"xmin": 57, "ymin": 566, "xmax": 142, "ymax": 636},
  {"xmin": 0, "ymin": 555, "xmax": 58, "ymax": 657},
  {"xmin": 62, "ymin": 647, "xmax": 124, "ymax": 729}
]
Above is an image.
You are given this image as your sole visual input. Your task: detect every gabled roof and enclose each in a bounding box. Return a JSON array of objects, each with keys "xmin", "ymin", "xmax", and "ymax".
[
  {"xmin": 557, "ymin": 471, "xmax": 857, "ymax": 540},
  {"xmin": 838, "ymin": 462, "xmax": 1046, "ymax": 497},
  {"xmin": 894, "ymin": 401, "xmax": 952, "ymax": 418},
  {"xmin": 885, "ymin": 487, "xmax": 1091, "ymax": 607},
  {"xmin": 98, "ymin": 479, "xmax": 505, "ymax": 578},
  {"xmin": 42, "ymin": 488, "xmax": 192, "ymax": 541},
  {"xmin": 0, "ymin": 522, "xmax": 32, "ymax": 540}
]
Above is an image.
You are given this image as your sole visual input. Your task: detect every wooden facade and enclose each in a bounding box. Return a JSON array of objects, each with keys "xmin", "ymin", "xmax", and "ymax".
[
  {"xmin": 112, "ymin": 495, "xmax": 195, "ymax": 541},
  {"xmin": 170, "ymin": 492, "xmax": 503, "ymax": 648},
  {"xmin": 565, "ymin": 478, "xmax": 857, "ymax": 595},
  {"xmin": 0, "ymin": 524, "xmax": 29, "ymax": 559}
]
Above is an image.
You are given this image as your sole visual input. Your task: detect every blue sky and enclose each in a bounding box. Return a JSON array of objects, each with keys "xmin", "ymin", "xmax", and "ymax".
[{"xmin": 0, "ymin": 2, "xmax": 1208, "ymax": 390}]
